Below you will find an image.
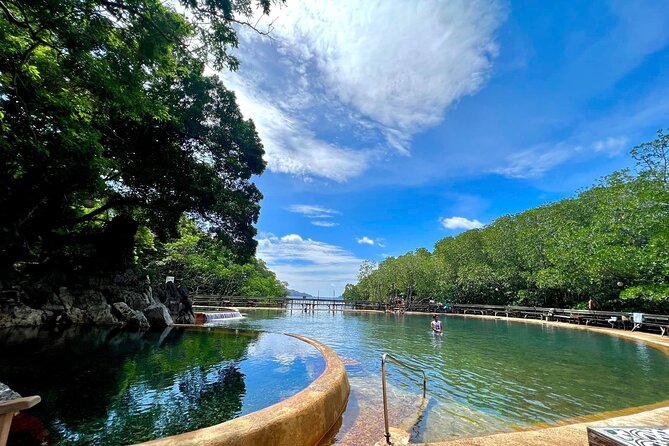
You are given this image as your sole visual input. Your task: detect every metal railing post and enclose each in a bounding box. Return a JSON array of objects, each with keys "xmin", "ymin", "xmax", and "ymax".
[
  {"xmin": 381, "ymin": 354, "xmax": 391, "ymax": 444},
  {"xmin": 381, "ymin": 353, "xmax": 428, "ymax": 445}
]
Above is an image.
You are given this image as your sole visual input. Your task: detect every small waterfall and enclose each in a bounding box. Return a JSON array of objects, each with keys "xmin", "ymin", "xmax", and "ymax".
[
  {"xmin": 195, "ymin": 310, "xmax": 244, "ymax": 324},
  {"xmin": 204, "ymin": 311, "xmax": 243, "ymax": 321}
]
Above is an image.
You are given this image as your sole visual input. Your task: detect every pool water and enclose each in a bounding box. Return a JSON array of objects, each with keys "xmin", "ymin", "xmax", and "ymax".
[
  {"xmin": 0, "ymin": 326, "xmax": 324, "ymax": 445},
  {"xmin": 223, "ymin": 310, "xmax": 669, "ymax": 443}
]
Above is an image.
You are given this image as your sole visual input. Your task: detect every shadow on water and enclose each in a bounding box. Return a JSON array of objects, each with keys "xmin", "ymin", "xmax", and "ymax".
[{"xmin": 0, "ymin": 326, "xmax": 257, "ymax": 445}]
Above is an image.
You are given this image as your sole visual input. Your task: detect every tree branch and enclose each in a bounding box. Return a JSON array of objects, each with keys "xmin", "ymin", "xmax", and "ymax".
[
  {"xmin": 65, "ymin": 201, "xmax": 118, "ymax": 226},
  {"xmin": 0, "ymin": 0, "xmax": 29, "ymax": 29}
]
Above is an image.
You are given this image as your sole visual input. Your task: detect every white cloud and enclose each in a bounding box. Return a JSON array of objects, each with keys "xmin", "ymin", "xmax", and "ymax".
[
  {"xmin": 439, "ymin": 216, "xmax": 484, "ymax": 230},
  {"xmin": 256, "ymin": 234, "xmax": 363, "ymax": 295},
  {"xmin": 225, "ymin": 0, "xmax": 505, "ymax": 180},
  {"xmin": 261, "ymin": 0, "xmax": 504, "ymax": 136},
  {"xmin": 357, "ymin": 236, "xmax": 375, "ymax": 245},
  {"xmin": 280, "ymin": 234, "xmax": 304, "ymax": 243},
  {"xmin": 287, "ymin": 204, "xmax": 339, "ymax": 218},
  {"xmin": 311, "ymin": 221, "xmax": 339, "ymax": 227}
]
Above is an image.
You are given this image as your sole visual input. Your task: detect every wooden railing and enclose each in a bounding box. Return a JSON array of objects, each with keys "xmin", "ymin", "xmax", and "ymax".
[
  {"xmin": 191, "ymin": 295, "xmax": 289, "ymax": 308},
  {"xmin": 448, "ymin": 303, "xmax": 669, "ymax": 335}
]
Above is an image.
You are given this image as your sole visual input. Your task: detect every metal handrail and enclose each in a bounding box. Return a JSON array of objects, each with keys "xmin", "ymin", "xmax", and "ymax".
[{"xmin": 381, "ymin": 353, "xmax": 427, "ymax": 445}]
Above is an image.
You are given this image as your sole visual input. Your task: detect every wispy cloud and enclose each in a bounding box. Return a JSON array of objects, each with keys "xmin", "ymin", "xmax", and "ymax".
[
  {"xmin": 493, "ymin": 149, "xmax": 572, "ymax": 179},
  {"xmin": 592, "ymin": 136, "xmax": 628, "ymax": 156},
  {"xmin": 223, "ymin": 74, "xmax": 372, "ymax": 181},
  {"xmin": 287, "ymin": 204, "xmax": 340, "ymax": 218},
  {"xmin": 439, "ymin": 216, "xmax": 484, "ymax": 230},
  {"xmin": 494, "ymin": 135, "xmax": 629, "ymax": 179},
  {"xmin": 256, "ymin": 233, "xmax": 362, "ymax": 294},
  {"xmin": 311, "ymin": 221, "xmax": 339, "ymax": 227}
]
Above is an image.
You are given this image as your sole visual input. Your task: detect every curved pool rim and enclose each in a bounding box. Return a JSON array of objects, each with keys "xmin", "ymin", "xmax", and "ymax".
[
  {"xmin": 417, "ymin": 313, "xmax": 669, "ymax": 445},
  {"xmin": 135, "ymin": 328, "xmax": 350, "ymax": 446}
]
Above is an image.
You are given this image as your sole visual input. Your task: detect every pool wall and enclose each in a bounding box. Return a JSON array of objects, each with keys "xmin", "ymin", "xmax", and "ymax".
[{"xmin": 136, "ymin": 333, "xmax": 350, "ymax": 446}]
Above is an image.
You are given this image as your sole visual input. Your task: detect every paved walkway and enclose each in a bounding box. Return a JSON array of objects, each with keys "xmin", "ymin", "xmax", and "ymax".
[{"xmin": 420, "ymin": 404, "xmax": 669, "ymax": 446}]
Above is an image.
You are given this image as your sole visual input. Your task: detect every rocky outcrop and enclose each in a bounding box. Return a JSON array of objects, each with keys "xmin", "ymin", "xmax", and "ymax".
[
  {"xmin": 155, "ymin": 282, "xmax": 195, "ymax": 324},
  {"xmin": 0, "ymin": 272, "xmax": 193, "ymax": 330},
  {"xmin": 143, "ymin": 304, "xmax": 173, "ymax": 328},
  {"xmin": 112, "ymin": 302, "xmax": 150, "ymax": 329}
]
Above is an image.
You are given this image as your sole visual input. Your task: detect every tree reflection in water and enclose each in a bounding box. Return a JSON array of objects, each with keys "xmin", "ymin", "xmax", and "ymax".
[{"xmin": 0, "ymin": 326, "xmax": 256, "ymax": 445}]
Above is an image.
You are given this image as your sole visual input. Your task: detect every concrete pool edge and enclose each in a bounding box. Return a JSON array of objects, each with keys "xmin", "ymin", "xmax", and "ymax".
[{"xmin": 136, "ymin": 331, "xmax": 350, "ymax": 446}]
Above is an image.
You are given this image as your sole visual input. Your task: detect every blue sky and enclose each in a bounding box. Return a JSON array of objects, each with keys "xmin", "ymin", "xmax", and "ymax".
[{"xmin": 221, "ymin": 0, "xmax": 669, "ymax": 296}]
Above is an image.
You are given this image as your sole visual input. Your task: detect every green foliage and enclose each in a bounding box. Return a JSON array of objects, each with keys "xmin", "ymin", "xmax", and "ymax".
[
  {"xmin": 619, "ymin": 284, "xmax": 669, "ymax": 313},
  {"xmin": 150, "ymin": 218, "xmax": 287, "ymax": 297},
  {"xmin": 0, "ymin": 0, "xmax": 278, "ymax": 282},
  {"xmin": 345, "ymin": 129, "xmax": 669, "ymax": 312}
]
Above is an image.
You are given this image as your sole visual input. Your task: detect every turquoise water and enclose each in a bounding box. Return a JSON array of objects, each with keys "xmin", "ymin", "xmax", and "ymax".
[
  {"xmin": 0, "ymin": 326, "xmax": 324, "ymax": 445},
  {"xmin": 3, "ymin": 312, "xmax": 668, "ymax": 445},
  {"xmin": 219, "ymin": 310, "xmax": 669, "ymax": 443}
]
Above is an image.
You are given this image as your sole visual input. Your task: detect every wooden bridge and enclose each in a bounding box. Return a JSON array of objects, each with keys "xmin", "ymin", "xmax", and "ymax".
[{"xmin": 190, "ymin": 295, "xmax": 444, "ymax": 313}]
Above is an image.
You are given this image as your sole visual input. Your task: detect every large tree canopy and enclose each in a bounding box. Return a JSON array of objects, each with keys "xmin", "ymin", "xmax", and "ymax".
[{"xmin": 1, "ymin": 0, "xmax": 274, "ymax": 281}]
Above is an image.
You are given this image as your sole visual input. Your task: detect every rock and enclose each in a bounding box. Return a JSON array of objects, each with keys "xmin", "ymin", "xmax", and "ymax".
[
  {"xmin": 64, "ymin": 307, "xmax": 88, "ymax": 325},
  {"xmin": 112, "ymin": 302, "xmax": 149, "ymax": 329},
  {"xmin": 62, "ymin": 303, "xmax": 118, "ymax": 326},
  {"xmin": 158, "ymin": 282, "xmax": 195, "ymax": 324},
  {"xmin": 0, "ymin": 303, "xmax": 47, "ymax": 327},
  {"xmin": 58, "ymin": 287, "xmax": 75, "ymax": 309},
  {"xmin": 143, "ymin": 303, "xmax": 173, "ymax": 329},
  {"xmin": 0, "ymin": 382, "xmax": 21, "ymax": 402},
  {"xmin": 88, "ymin": 304, "xmax": 118, "ymax": 325},
  {"xmin": 109, "ymin": 288, "xmax": 151, "ymax": 311},
  {"xmin": 173, "ymin": 311, "xmax": 195, "ymax": 324},
  {"xmin": 74, "ymin": 289, "xmax": 107, "ymax": 308}
]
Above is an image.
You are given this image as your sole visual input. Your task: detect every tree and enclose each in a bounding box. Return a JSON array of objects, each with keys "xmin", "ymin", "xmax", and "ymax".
[
  {"xmin": 631, "ymin": 128, "xmax": 669, "ymax": 184},
  {"xmin": 344, "ymin": 128, "xmax": 669, "ymax": 313},
  {"xmin": 0, "ymin": 0, "xmax": 276, "ymax": 283},
  {"xmin": 152, "ymin": 218, "xmax": 287, "ymax": 297}
]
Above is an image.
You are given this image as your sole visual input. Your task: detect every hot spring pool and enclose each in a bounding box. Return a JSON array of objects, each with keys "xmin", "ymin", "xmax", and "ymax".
[
  {"xmin": 0, "ymin": 326, "xmax": 324, "ymax": 445},
  {"xmin": 3, "ymin": 310, "xmax": 669, "ymax": 445},
  {"xmin": 218, "ymin": 310, "xmax": 669, "ymax": 444}
]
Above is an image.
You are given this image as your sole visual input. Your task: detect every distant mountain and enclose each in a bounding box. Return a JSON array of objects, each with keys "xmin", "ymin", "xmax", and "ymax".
[{"xmin": 287, "ymin": 289, "xmax": 314, "ymax": 298}]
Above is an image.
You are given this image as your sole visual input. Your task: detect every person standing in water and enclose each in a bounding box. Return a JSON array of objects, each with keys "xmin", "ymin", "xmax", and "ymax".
[{"xmin": 431, "ymin": 314, "xmax": 443, "ymax": 333}]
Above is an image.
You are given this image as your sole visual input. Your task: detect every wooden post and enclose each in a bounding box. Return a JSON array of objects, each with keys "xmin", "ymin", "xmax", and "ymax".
[{"xmin": 0, "ymin": 396, "xmax": 41, "ymax": 446}]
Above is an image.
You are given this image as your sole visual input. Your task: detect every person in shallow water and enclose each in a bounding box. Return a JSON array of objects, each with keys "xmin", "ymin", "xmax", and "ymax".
[{"xmin": 431, "ymin": 314, "xmax": 443, "ymax": 333}]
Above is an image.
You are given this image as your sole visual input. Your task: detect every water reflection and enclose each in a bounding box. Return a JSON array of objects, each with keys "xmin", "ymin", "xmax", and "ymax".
[{"xmin": 0, "ymin": 326, "xmax": 322, "ymax": 446}]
